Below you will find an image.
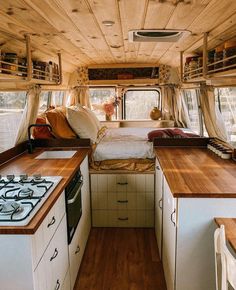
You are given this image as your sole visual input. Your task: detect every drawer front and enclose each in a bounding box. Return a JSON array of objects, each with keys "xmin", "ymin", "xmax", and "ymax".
[
  {"xmin": 32, "ymin": 193, "xmax": 66, "ymax": 270},
  {"xmin": 61, "ymin": 269, "xmax": 71, "ymax": 290},
  {"xmin": 92, "ymin": 209, "xmax": 154, "ymax": 227},
  {"xmin": 34, "ymin": 215, "xmax": 68, "ymax": 290},
  {"xmin": 69, "ymin": 215, "xmax": 90, "ymax": 289}
]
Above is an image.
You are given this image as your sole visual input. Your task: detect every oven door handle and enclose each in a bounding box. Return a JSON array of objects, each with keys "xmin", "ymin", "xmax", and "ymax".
[{"xmin": 67, "ymin": 181, "xmax": 83, "ymax": 204}]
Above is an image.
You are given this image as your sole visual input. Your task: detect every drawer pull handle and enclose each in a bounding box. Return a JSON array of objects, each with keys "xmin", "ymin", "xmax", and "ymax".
[
  {"xmin": 117, "ymin": 200, "xmax": 128, "ymax": 203},
  {"xmin": 50, "ymin": 248, "xmax": 58, "ymax": 261},
  {"xmin": 117, "ymin": 182, "xmax": 128, "ymax": 185},
  {"xmin": 75, "ymin": 245, "xmax": 80, "ymax": 254},
  {"xmin": 118, "ymin": 217, "xmax": 128, "ymax": 221},
  {"xmin": 171, "ymin": 209, "xmax": 176, "ymax": 227},
  {"xmin": 47, "ymin": 216, "xmax": 56, "ymax": 228},
  {"xmin": 158, "ymin": 198, "xmax": 163, "ymax": 209},
  {"xmin": 55, "ymin": 279, "xmax": 60, "ymax": 290},
  {"xmin": 156, "ymin": 165, "xmax": 160, "ymax": 170}
]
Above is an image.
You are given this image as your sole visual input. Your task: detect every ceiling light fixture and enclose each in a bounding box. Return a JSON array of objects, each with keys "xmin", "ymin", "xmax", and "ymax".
[{"xmin": 102, "ymin": 20, "xmax": 115, "ymax": 27}]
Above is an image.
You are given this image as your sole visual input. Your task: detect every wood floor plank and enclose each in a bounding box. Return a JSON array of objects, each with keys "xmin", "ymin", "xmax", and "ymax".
[{"xmin": 74, "ymin": 228, "xmax": 167, "ymax": 290}]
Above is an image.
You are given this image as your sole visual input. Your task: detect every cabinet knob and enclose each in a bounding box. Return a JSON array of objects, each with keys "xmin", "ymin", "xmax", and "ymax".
[
  {"xmin": 117, "ymin": 182, "xmax": 128, "ymax": 185},
  {"xmin": 75, "ymin": 245, "xmax": 80, "ymax": 254},
  {"xmin": 50, "ymin": 248, "xmax": 58, "ymax": 261},
  {"xmin": 118, "ymin": 217, "xmax": 128, "ymax": 221},
  {"xmin": 47, "ymin": 216, "xmax": 56, "ymax": 228},
  {"xmin": 55, "ymin": 279, "xmax": 60, "ymax": 290},
  {"xmin": 156, "ymin": 165, "xmax": 160, "ymax": 170},
  {"xmin": 170, "ymin": 209, "xmax": 176, "ymax": 227}
]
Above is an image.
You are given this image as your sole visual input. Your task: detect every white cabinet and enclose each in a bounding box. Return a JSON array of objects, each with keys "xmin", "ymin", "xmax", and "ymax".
[
  {"xmin": 157, "ymin": 169, "xmax": 236, "ymax": 290},
  {"xmin": 155, "ymin": 158, "xmax": 163, "ymax": 258},
  {"xmin": 162, "ymin": 177, "xmax": 177, "ymax": 290},
  {"xmin": 0, "ymin": 193, "xmax": 69, "ymax": 290},
  {"xmin": 34, "ymin": 215, "xmax": 69, "ymax": 290},
  {"xmin": 69, "ymin": 155, "xmax": 91, "ymax": 290},
  {"xmin": 91, "ymin": 173, "xmax": 154, "ymax": 227}
]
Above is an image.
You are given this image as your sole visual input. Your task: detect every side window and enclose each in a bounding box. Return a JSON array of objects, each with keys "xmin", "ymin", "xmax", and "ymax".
[
  {"xmin": 39, "ymin": 91, "xmax": 50, "ymax": 113},
  {"xmin": 51, "ymin": 91, "xmax": 65, "ymax": 107},
  {"xmin": 123, "ymin": 89, "xmax": 161, "ymax": 120},
  {"xmin": 0, "ymin": 91, "xmax": 27, "ymax": 152},
  {"xmin": 215, "ymin": 88, "xmax": 236, "ymax": 147},
  {"xmin": 183, "ymin": 89, "xmax": 201, "ymax": 134},
  {"xmin": 89, "ymin": 87, "xmax": 116, "ymax": 120}
]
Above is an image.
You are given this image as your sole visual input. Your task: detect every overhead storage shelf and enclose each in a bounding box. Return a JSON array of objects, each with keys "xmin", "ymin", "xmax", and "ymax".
[
  {"xmin": 181, "ymin": 33, "xmax": 236, "ymax": 83},
  {"xmin": 0, "ymin": 34, "xmax": 62, "ymax": 85}
]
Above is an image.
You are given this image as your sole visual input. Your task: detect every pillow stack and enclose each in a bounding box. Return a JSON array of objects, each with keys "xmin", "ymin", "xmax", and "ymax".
[
  {"xmin": 66, "ymin": 106, "xmax": 101, "ymax": 143},
  {"xmin": 33, "ymin": 105, "xmax": 104, "ymax": 144}
]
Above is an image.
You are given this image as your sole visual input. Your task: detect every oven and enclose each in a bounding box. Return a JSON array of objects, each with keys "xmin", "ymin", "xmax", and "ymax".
[{"xmin": 65, "ymin": 169, "xmax": 83, "ymax": 244}]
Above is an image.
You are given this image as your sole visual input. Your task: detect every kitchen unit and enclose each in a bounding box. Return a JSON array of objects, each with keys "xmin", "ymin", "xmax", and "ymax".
[
  {"xmin": 0, "ymin": 149, "xmax": 91, "ymax": 290},
  {"xmin": 154, "ymin": 148, "xmax": 236, "ymax": 290}
]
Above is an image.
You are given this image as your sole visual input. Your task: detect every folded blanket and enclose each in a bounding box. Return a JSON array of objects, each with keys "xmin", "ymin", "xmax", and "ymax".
[{"xmin": 148, "ymin": 128, "xmax": 199, "ymax": 141}]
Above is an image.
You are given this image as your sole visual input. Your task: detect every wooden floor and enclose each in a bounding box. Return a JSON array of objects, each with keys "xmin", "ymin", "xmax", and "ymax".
[{"xmin": 74, "ymin": 228, "xmax": 167, "ymax": 290}]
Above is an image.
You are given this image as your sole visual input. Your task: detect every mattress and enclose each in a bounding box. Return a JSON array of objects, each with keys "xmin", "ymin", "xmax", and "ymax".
[{"xmin": 93, "ymin": 127, "xmax": 155, "ymax": 161}]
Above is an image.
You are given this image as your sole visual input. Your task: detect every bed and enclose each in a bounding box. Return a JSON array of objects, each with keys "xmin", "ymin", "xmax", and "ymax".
[{"xmin": 90, "ymin": 127, "xmax": 156, "ymax": 172}]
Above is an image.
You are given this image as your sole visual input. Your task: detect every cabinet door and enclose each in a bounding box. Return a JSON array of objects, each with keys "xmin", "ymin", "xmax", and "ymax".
[
  {"xmin": 155, "ymin": 159, "xmax": 163, "ymax": 258},
  {"xmin": 34, "ymin": 215, "xmax": 69, "ymax": 290},
  {"xmin": 80, "ymin": 156, "xmax": 91, "ymax": 223},
  {"xmin": 162, "ymin": 177, "xmax": 177, "ymax": 290}
]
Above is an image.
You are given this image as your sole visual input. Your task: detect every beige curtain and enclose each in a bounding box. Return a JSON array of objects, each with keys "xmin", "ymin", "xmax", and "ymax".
[
  {"xmin": 173, "ymin": 87, "xmax": 191, "ymax": 128},
  {"xmin": 162, "ymin": 86, "xmax": 190, "ymax": 128},
  {"xmin": 162, "ymin": 86, "xmax": 175, "ymax": 121},
  {"xmin": 67, "ymin": 67, "xmax": 91, "ymax": 108},
  {"xmin": 199, "ymin": 84, "xmax": 228, "ymax": 141},
  {"xmin": 15, "ymin": 85, "xmax": 41, "ymax": 144}
]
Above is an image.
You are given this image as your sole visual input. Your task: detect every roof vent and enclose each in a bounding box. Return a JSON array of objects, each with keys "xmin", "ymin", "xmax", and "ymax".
[{"xmin": 128, "ymin": 29, "xmax": 190, "ymax": 42}]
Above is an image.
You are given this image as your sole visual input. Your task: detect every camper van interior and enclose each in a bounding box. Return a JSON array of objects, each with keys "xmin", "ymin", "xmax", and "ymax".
[{"xmin": 0, "ymin": 1, "xmax": 236, "ymax": 290}]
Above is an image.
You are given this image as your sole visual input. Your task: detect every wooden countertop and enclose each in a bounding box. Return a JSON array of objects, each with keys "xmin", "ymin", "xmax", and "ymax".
[
  {"xmin": 155, "ymin": 148, "xmax": 236, "ymax": 198},
  {"xmin": 0, "ymin": 147, "xmax": 90, "ymax": 234},
  {"xmin": 215, "ymin": 218, "xmax": 236, "ymax": 253}
]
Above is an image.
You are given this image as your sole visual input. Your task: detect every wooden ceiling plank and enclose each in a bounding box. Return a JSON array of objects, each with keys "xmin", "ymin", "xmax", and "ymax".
[
  {"xmin": 86, "ymin": 0, "xmax": 125, "ymax": 63},
  {"xmin": 54, "ymin": 0, "xmax": 116, "ymax": 63},
  {"xmin": 23, "ymin": 0, "xmax": 101, "ymax": 64},
  {"xmin": 159, "ymin": 0, "xmax": 236, "ymax": 66},
  {"xmin": 118, "ymin": 0, "xmax": 148, "ymax": 63}
]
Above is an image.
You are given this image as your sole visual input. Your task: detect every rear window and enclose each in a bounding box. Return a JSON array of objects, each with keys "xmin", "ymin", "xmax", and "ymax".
[{"xmin": 124, "ymin": 89, "xmax": 161, "ymax": 120}]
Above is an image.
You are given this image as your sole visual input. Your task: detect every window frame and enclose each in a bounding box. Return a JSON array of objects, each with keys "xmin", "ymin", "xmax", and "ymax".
[{"xmin": 122, "ymin": 87, "xmax": 161, "ymax": 120}]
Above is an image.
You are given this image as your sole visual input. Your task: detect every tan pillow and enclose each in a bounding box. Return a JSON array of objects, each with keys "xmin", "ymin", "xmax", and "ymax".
[
  {"xmin": 66, "ymin": 107, "xmax": 98, "ymax": 143},
  {"xmin": 46, "ymin": 108, "xmax": 77, "ymax": 139},
  {"xmin": 83, "ymin": 106, "xmax": 101, "ymax": 130}
]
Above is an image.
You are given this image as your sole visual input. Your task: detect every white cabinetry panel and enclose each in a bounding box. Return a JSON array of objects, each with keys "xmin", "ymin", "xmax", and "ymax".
[{"xmin": 91, "ymin": 173, "xmax": 154, "ymax": 227}]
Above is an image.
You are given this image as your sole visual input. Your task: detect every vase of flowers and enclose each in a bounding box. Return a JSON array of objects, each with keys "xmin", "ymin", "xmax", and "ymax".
[{"xmin": 103, "ymin": 102, "xmax": 115, "ymax": 121}]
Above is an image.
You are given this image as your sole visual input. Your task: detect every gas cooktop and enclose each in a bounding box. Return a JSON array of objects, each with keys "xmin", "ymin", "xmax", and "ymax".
[{"xmin": 0, "ymin": 174, "xmax": 62, "ymax": 226}]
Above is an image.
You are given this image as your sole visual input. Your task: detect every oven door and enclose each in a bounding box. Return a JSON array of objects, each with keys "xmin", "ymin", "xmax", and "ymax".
[{"xmin": 66, "ymin": 179, "xmax": 83, "ymax": 244}]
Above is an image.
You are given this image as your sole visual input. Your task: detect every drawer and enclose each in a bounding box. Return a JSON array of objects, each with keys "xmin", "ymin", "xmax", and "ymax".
[
  {"xmin": 136, "ymin": 210, "xmax": 154, "ymax": 227},
  {"xmin": 34, "ymin": 215, "xmax": 68, "ymax": 290},
  {"xmin": 108, "ymin": 210, "xmax": 136, "ymax": 227},
  {"xmin": 32, "ymin": 193, "xmax": 66, "ymax": 270},
  {"xmin": 69, "ymin": 214, "xmax": 90, "ymax": 289}
]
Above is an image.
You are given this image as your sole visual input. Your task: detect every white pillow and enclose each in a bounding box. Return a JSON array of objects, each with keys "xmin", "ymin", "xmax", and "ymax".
[
  {"xmin": 66, "ymin": 107, "xmax": 98, "ymax": 143},
  {"xmin": 83, "ymin": 106, "xmax": 102, "ymax": 130}
]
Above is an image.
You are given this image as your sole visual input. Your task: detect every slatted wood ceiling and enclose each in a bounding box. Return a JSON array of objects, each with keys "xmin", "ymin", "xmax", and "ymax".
[{"xmin": 0, "ymin": 0, "xmax": 236, "ymax": 72}]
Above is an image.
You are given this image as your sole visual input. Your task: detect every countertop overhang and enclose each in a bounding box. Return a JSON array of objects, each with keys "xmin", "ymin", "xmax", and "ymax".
[
  {"xmin": 0, "ymin": 147, "xmax": 91, "ymax": 234},
  {"xmin": 155, "ymin": 147, "xmax": 236, "ymax": 198}
]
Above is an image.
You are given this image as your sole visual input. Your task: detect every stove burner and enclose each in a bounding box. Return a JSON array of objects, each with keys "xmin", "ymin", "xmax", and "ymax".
[
  {"xmin": 20, "ymin": 174, "xmax": 28, "ymax": 181},
  {"xmin": 0, "ymin": 201, "xmax": 21, "ymax": 215},
  {"xmin": 7, "ymin": 175, "xmax": 15, "ymax": 181},
  {"xmin": 18, "ymin": 187, "xmax": 33, "ymax": 198}
]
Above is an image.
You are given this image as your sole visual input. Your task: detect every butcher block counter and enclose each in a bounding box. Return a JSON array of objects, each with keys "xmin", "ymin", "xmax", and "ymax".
[
  {"xmin": 215, "ymin": 218, "xmax": 236, "ymax": 253},
  {"xmin": 0, "ymin": 147, "xmax": 90, "ymax": 234},
  {"xmin": 155, "ymin": 147, "xmax": 236, "ymax": 198}
]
